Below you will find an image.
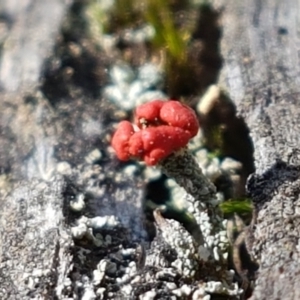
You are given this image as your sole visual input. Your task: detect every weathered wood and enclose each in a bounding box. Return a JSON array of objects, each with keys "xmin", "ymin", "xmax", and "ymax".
[
  {"xmin": 0, "ymin": 2, "xmax": 148, "ymax": 299},
  {"xmin": 217, "ymin": 0, "xmax": 300, "ymax": 298},
  {"xmin": 0, "ymin": 0, "xmax": 70, "ymax": 92},
  {"xmin": 0, "ymin": 1, "xmax": 72, "ymax": 299},
  {"xmin": 3, "ymin": 0, "xmax": 300, "ymax": 298}
]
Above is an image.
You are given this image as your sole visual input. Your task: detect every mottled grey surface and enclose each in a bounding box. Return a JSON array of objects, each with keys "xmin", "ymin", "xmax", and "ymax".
[
  {"xmin": 2, "ymin": 0, "xmax": 299, "ymax": 299},
  {"xmin": 0, "ymin": 177, "xmax": 70, "ymax": 299},
  {"xmin": 217, "ymin": 0, "xmax": 300, "ymax": 298},
  {"xmin": 0, "ymin": 0, "xmax": 70, "ymax": 92},
  {"xmin": 0, "ymin": 1, "xmax": 238, "ymax": 299}
]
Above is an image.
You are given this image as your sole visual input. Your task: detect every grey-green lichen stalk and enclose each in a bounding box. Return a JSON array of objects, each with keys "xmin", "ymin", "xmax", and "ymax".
[
  {"xmin": 159, "ymin": 147, "xmax": 229, "ymax": 267},
  {"xmin": 111, "ymin": 97, "xmax": 241, "ymax": 296}
]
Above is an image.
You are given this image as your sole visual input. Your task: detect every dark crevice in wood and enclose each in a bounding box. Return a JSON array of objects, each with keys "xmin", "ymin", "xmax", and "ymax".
[
  {"xmin": 168, "ymin": 3, "xmax": 223, "ymax": 100},
  {"xmin": 41, "ymin": 0, "xmax": 109, "ymax": 102}
]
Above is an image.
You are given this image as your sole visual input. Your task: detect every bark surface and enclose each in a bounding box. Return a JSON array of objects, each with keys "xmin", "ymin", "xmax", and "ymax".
[
  {"xmin": 1, "ymin": 0, "xmax": 300, "ymax": 299},
  {"xmin": 217, "ymin": 0, "xmax": 300, "ymax": 299},
  {"xmin": 0, "ymin": 1, "xmax": 73, "ymax": 298}
]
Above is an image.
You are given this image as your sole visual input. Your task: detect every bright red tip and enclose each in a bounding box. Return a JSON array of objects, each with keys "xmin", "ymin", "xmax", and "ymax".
[
  {"xmin": 111, "ymin": 121, "xmax": 134, "ymax": 161},
  {"xmin": 129, "ymin": 126, "xmax": 190, "ymax": 165},
  {"xmin": 160, "ymin": 101, "xmax": 199, "ymax": 137},
  {"xmin": 135, "ymin": 100, "xmax": 165, "ymax": 128},
  {"xmin": 111, "ymin": 100, "xmax": 200, "ymax": 165}
]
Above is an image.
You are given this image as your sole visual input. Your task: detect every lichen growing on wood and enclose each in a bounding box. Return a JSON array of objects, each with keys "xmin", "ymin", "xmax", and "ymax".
[{"xmin": 111, "ymin": 99, "xmax": 242, "ymax": 297}]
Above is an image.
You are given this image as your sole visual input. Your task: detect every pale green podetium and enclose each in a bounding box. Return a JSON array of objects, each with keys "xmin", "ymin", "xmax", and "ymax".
[{"xmin": 159, "ymin": 148, "xmax": 229, "ymax": 265}]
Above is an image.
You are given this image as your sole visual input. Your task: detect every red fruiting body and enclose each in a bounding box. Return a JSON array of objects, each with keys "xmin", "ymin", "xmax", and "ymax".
[
  {"xmin": 112, "ymin": 100, "xmax": 199, "ymax": 165},
  {"xmin": 135, "ymin": 99, "xmax": 165, "ymax": 128},
  {"xmin": 111, "ymin": 121, "xmax": 134, "ymax": 161},
  {"xmin": 129, "ymin": 126, "xmax": 191, "ymax": 165},
  {"xmin": 159, "ymin": 101, "xmax": 199, "ymax": 137}
]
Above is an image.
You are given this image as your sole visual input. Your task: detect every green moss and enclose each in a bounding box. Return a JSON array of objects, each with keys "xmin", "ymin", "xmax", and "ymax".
[
  {"xmin": 85, "ymin": 1, "xmax": 112, "ymax": 39},
  {"xmin": 86, "ymin": 0, "xmax": 143, "ymax": 36},
  {"xmin": 109, "ymin": 0, "xmax": 142, "ymax": 31},
  {"xmin": 145, "ymin": 0, "xmax": 189, "ymax": 60},
  {"xmin": 143, "ymin": 0, "xmax": 196, "ymax": 97},
  {"xmin": 87, "ymin": 0, "xmax": 220, "ymax": 96},
  {"xmin": 220, "ymin": 198, "xmax": 253, "ymax": 222},
  {"xmin": 206, "ymin": 147, "xmax": 222, "ymax": 160}
]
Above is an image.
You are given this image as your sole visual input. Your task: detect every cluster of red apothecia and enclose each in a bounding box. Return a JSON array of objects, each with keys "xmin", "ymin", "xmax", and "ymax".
[{"xmin": 112, "ymin": 100, "xmax": 199, "ymax": 166}]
